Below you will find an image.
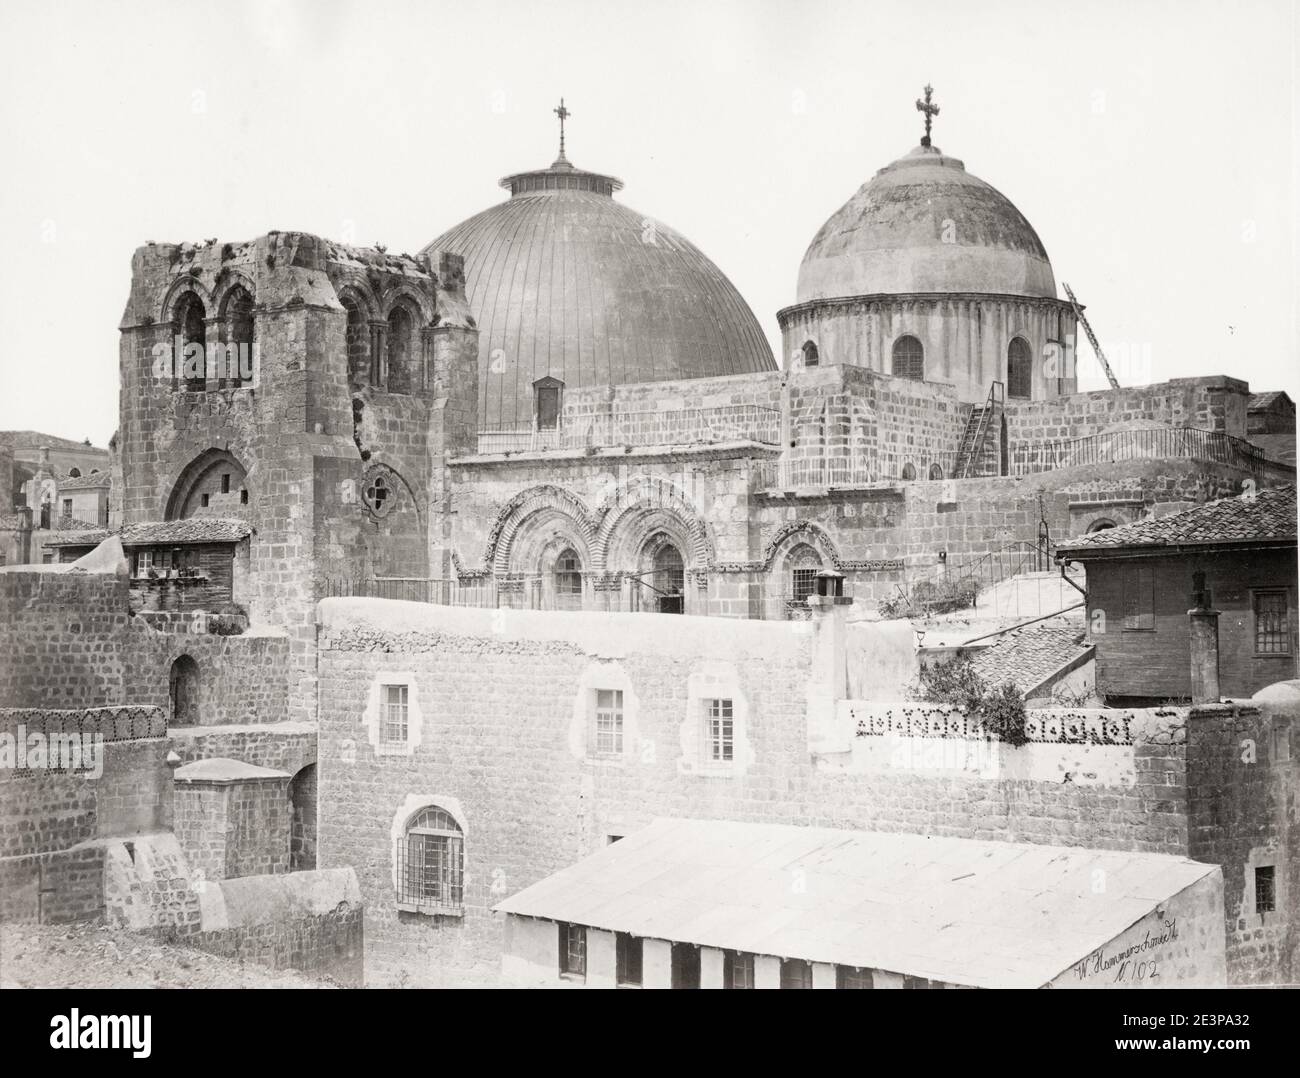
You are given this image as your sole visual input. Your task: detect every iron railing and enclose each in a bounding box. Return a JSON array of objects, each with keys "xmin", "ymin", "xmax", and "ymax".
[
  {"xmin": 1009, "ymin": 425, "xmax": 1282, "ymax": 476},
  {"xmin": 754, "ymin": 450, "xmax": 960, "ymax": 491}
]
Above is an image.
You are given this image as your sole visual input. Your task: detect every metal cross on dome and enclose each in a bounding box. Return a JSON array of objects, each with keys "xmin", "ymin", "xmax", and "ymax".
[
  {"xmin": 553, "ymin": 98, "xmax": 571, "ymax": 159},
  {"xmin": 916, "ymin": 84, "xmax": 939, "ymax": 147}
]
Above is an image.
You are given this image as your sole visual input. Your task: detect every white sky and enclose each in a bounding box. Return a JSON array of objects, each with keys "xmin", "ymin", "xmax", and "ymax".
[{"xmin": 0, "ymin": 0, "xmax": 1295, "ymax": 448}]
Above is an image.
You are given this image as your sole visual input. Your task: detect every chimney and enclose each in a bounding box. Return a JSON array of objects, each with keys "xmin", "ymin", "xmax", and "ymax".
[{"xmin": 1188, "ymin": 570, "xmax": 1221, "ymax": 705}]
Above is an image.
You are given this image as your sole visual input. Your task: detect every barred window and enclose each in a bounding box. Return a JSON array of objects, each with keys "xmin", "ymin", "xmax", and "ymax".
[
  {"xmin": 891, "ymin": 335, "xmax": 924, "ymax": 381},
  {"xmin": 1254, "ymin": 591, "xmax": 1291, "ymax": 654},
  {"xmin": 396, "ymin": 807, "xmax": 463, "ymax": 915},
  {"xmin": 616, "ymin": 932, "xmax": 643, "ymax": 987},
  {"xmin": 837, "ymin": 965, "xmax": 874, "ymax": 989},
  {"xmin": 559, "ymin": 922, "xmax": 587, "ymax": 979},
  {"xmin": 724, "ymin": 951, "xmax": 755, "ymax": 989},
  {"xmin": 1122, "ymin": 564, "xmax": 1155, "ymax": 630},
  {"xmin": 593, "ymin": 689, "xmax": 624, "ymax": 756},
  {"xmin": 791, "ymin": 567, "xmax": 818, "ymax": 605},
  {"xmin": 703, "ymin": 698, "xmax": 734, "ymax": 765},
  {"xmin": 801, "ymin": 340, "xmax": 819, "ymax": 368},
  {"xmin": 381, "ymin": 684, "xmax": 409, "ymax": 744},
  {"xmin": 1255, "ymin": 866, "xmax": 1276, "ymax": 914},
  {"xmin": 780, "ymin": 958, "xmax": 813, "ymax": 989}
]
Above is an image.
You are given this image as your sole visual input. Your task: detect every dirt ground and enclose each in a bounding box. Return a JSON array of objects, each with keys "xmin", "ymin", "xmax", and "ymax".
[{"xmin": 0, "ymin": 921, "xmax": 333, "ymax": 989}]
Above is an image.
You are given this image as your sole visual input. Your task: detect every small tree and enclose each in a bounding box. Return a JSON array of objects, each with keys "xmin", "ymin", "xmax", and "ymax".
[{"xmin": 912, "ymin": 658, "xmax": 1029, "ymax": 747}]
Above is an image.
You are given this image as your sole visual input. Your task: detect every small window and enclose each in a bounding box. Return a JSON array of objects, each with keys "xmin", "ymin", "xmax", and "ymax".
[
  {"xmin": 780, "ymin": 958, "xmax": 813, "ymax": 989},
  {"xmin": 593, "ymin": 689, "xmax": 624, "ymax": 756},
  {"xmin": 240, "ymin": 488, "xmax": 249, "ymax": 505},
  {"xmin": 703, "ymin": 698, "xmax": 734, "ymax": 765},
  {"xmin": 791, "ymin": 567, "xmax": 817, "ymax": 605},
  {"xmin": 220, "ymin": 473, "xmax": 230, "ymax": 494},
  {"xmin": 1254, "ymin": 591, "xmax": 1291, "ymax": 655},
  {"xmin": 671, "ymin": 943, "xmax": 701, "ymax": 989},
  {"xmin": 616, "ymin": 933, "xmax": 643, "ymax": 987},
  {"xmin": 724, "ymin": 951, "xmax": 755, "ymax": 989},
  {"xmin": 901, "ymin": 462, "xmax": 917, "ymax": 481},
  {"xmin": 837, "ymin": 965, "xmax": 874, "ymax": 989},
  {"xmin": 554, "ymin": 548, "xmax": 582, "ymax": 610},
  {"xmin": 1007, "ymin": 337, "xmax": 1032, "ymax": 399},
  {"xmin": 558, "ymin": 922, "xmax": 587, "ymax": 979},
  {"xmin": 380, "ymin": 684, "xmax": 409, "ymax": 744},
  {"xmin": 891, "ymin": 335, "xmax": 924, "ymax": 381},
  {"xmin": 397, "ymin": 807, "xmax": 464, "ymax": 914},
  {"xmin": 928, "ymin": 463, "xmax": 944, "ymax": 481},
  {"xmin": 1255, "ymin": 866, "xmax": 1276, "ymax": 914},
  {"xmin": 200, "ymin": 493, "xmax": 210, "ymax": 508},
  {"xmin": 1275, "ymin": 721, "xmax": 1292, "ymax": 763},
  {"xmin": 62, "ymin": 498, "xmax": 72, "ymax": 519},
  {"xmin": 536, "ymin": 386, "xmax": 560, "ymax": 431},
  {"xmin": 68, "ymin": 467, "xmax": 81, "ymax": 478},
  {"xmin": 1122, "ymin": 564, "xmax": 1155, "ymax": 631},
  {"xmin": 801, "ymin": 340, "xmax": 819, "ymax": 368}
]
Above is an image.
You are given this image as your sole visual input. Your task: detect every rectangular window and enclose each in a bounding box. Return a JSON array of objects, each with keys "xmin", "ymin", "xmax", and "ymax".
[
  {"xmin": 837, "ymin": 965, "xmax": 874, "ymax": 989},
  {"xmin": 200, "ymin": 492, "xmax": 210, "ymax": 508},
  {"xmin": 593, "ymin": 689, "xmax": 624, "ymax": 756},
  {"xmin": 1254, "ymin": 590, "xmax": 1291, "ymax": 655},
  {"xmin": 401, "ymin": 832, "xmax": 463, "ymax": 910},
  {"xmin": 536, "ymin": 386, "xmax": 560, "ymax": 431},
  {"xmin": 61, "ymin": 498, "xmax": 72, "ymax": 519},
  {"xmin": 703, "ymin": 698, "xmax": 734, "ymax": 765},
  {"xmin": 1275, "ymin": 721, "xmax": 1292, "ymax": 763},
  {"xmin": 615, "ymin": 932, "xmax": 643, "ymax": 987},
  {"xmin": 558, "ymin": 922, "xmax": 586, "ymax": 979},
  {"xmin": 671, "ymin": 943, "xmax": 701, "ymax": 989},
  {"xmin": 240, "ymin": 488, "xmax": 249, "ymax": 505},
  {"xmin": 381, "ymin": 684, "xmax": 409, "ymax": 744},
  {"xmin": 780, "ymin": 958, "xmax": 813, "ymax": 989},
  {"xmin": 220, "ymin": 473, "xmax": 230, "ymax": 494},
  {"xmin": 1255, "ymin": 866, "xmax": 1276, "ymax": 914},
  {"xmin": 792, "ymin": 567, "xmax": 818, "ymax": 604},
  {"xmin": 723, "ymin": 951, "xmax": 755, "ymax": 989},
  {"xmin": 1122, "ymin": 564, "xmax": 1155, "ymax": 630}
]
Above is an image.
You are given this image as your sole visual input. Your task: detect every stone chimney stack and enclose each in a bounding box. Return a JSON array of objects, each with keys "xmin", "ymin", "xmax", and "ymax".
[{"xmin": 1188, "ymin": 571, "xmax": 1221, "ymax": 705}]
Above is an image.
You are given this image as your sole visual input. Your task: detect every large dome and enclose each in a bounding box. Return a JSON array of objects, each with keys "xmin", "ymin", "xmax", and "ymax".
[
  {"xmin": 423, "ymin": 155, "xmax": 775, "ymax": 430},
  {"xmin": 796, "ymin": 144, "xmax": 1056, "ymax": 303}
]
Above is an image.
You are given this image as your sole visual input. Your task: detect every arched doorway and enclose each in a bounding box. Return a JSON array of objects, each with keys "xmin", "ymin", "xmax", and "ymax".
[
  {"xmin": 648, "ymin": 536, "xmax": 685, "ymax": 614},
  {"xmin": 290, "ymin": 764, "xmax": 318, "ymax": 871},
  {"xmin": 169, "ymin": 655, "xmax": 200, "ymax": 727}
]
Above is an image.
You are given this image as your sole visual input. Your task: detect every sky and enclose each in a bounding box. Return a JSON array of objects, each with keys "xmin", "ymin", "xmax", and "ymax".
[{"xmin": 0, "ymin": 0, "xmax": 1295, "ymax": 448}]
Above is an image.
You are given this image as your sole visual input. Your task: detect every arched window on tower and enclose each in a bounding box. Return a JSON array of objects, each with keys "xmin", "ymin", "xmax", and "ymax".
[
  {"xmin": 801, "ymin": 340, "xmax": 819, "ymax": 368},
  {"xmin": 891, "ymin": 335, "xmax": 924, "ymax": 381},
  {"xmin": 175, "ymin": 293, "xmax": 208, "ymax": 391},
  {"xmin": 1007, "ymin": 337, "xmax": 1032, "ymax": 399},
  {"xmin": 342, "ymin": 296, "xmax": 370, "ymax": 390},
  {"xmin": 554, "ymin": 548, "xmax": 583, "ymax": 610},
  {"xmin": 387, "ymin": 307, "xmax": 413, "ymax": 394},
  {"xmin": 220, "ymin": 285, "xmax": 255, "ymax": 387}
]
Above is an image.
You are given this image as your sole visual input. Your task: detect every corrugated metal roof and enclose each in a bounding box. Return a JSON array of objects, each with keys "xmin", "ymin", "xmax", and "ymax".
[{"xmin": 494, "ymin": 817, "xmax": 1216, "ymax": 988}]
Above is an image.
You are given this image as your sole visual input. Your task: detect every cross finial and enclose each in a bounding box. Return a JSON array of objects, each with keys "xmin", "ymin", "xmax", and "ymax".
[
  {"xmin": 553, "ymin": 97, "xmax": 571, "ymax": 161},
  {"xmin": 915, "ymin": 83, "xmax": 940, "ymax": 147}
]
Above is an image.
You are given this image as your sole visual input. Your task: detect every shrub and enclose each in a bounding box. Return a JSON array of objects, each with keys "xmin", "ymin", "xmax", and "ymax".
[{"xmin": 913, "ymin": 658, "xmax": 1029, "ymax": 746}]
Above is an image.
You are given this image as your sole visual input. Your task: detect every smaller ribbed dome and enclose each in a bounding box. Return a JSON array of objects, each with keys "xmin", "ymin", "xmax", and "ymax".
[{"xmin": 797, "ymin": 144, "xmax": 1056, "ymax": 302}]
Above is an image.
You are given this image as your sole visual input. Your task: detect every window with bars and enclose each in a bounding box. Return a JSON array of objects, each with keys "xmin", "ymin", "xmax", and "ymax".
[
  {"xmin": 1122, "ymin": 564, "xmax": 1155, "ymax": 630},
  {"xmin": 1255, "ymin": 866, "xmax": 1276, "ymax": 914},
  {"xmin": 837, "ymin": 965, "xmax": 874, "ymax": 989},
  {"xmin": 381, "ymin": 684, "xmax": 409, "ymax": 744},
  {"xmin": 703, "ymin": 698, "xmax": 734, "ymax": 766},
  {"xmin": 592, "ymin": 689, "xmax": 624, "ymax": 756},
  {"xmin": 558, "ymin": 922, "xmax": 587, "ymax": 979},
  {"xmin": 723, "ymin": 951, "xmax": 755, "ymax": 989},
  {"xmin": 791, "ymin": 567, "xmax": 818, "ymax": 604},
  {"xmin": 554, "ymin": 548, "xmax": 582, "ymax": 609},
  {"xmin": 780, "ymin": 958, "xmax": 813, "ymax": 989},
  {"xmin": 1254, "ymin": 590, "xmax": 1291, "ymax": 654},
  {"xmin": 616, "ymin": 932, "xmax": 643, "ymax": 987},
  {"xmin": 396, "ymin": 807, "xmax": 463, "ymax": 915},
  {"xmin": 891, "ymin": 335, "xmax": 924, "ymax": 381}
]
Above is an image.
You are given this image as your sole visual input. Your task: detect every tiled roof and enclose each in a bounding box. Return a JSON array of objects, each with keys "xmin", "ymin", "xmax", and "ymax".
[
  {"xmin": 119, "ymin": 518, "xmax": 251, "ymax": 545},
  {"xmin": 967, "ymin": 624, "xmax": 1089, "ymax": 695},
  {"xmin": 493, "ymin": 817, "xmax": 1217, "ymax": 988},
  {"xmin": 45, "ymin": 525, "xmax": 111, "ymax": 546},
  {"xmin": 1249, "ymin": 391, "xmax": 1292, "ymax": 412},
  {"xmin": 1057, "ymin": 485, "xmax": 1296, "ymax": 554},
  {"xmin": 58, "ymin": 471, "xmax": 110, "ymax": 490}
]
